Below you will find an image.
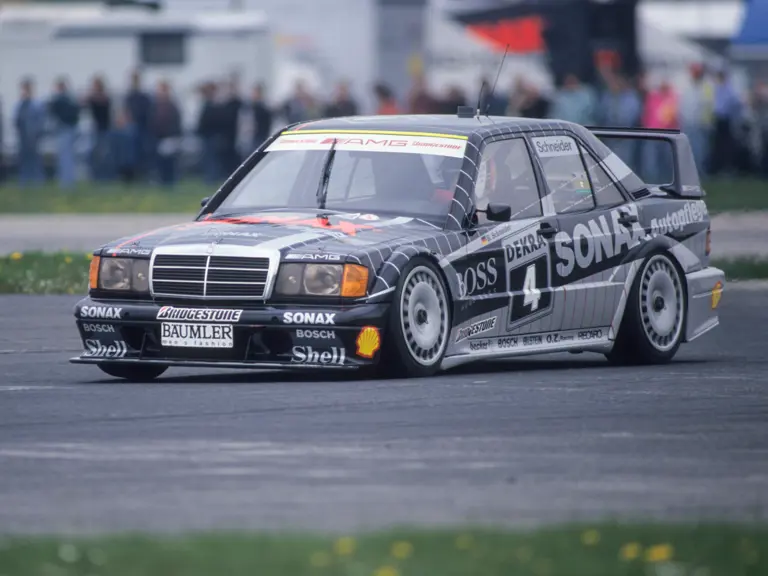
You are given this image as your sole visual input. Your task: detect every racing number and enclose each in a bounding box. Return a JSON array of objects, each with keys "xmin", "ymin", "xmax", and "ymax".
[{"xmin": 508, "ymin": 254, "xmax": 552, "ymax": 327}]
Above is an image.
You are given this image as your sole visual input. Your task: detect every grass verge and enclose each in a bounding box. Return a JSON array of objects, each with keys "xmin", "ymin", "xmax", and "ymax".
[
  {"xmin": 0, "ymin": 253, "xmax": 767, "ymax": 295},
  {"xmin": 0, "ymin": 178, "xmax": 764, "ymax": 214},
  {"xmin": 0, "ymin": 524, "xmax": 766, "ymax": 576}
]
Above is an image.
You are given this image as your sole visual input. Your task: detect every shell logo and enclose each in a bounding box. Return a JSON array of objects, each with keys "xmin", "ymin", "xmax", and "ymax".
[
  {"xmin": 711, "ymin": 281, "xmax": 723, "ymax": 310},
  {"xmin": 356, "ymin": 326, "xmax": 381, "ymax": 359}
]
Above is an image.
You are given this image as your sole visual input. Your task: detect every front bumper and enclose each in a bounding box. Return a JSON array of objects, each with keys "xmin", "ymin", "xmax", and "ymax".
[{"xmin": 70, "ymin": 298, "xmax": 389, "ymax": 370}]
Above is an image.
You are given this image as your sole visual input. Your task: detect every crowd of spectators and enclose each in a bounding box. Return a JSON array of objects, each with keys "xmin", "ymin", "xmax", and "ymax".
[{"xmin": 1, "ymin": 63, "xmax": 767, "ymax": 189}]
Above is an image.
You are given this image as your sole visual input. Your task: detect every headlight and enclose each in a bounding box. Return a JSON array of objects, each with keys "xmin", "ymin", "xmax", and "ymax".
[
  {"xmin": 97, "ymin": 257, "xmax": 150, "ymax": 292},
  {"xmin": 275, "ymin": 263, "xmax": 369, "ymax": 298}
]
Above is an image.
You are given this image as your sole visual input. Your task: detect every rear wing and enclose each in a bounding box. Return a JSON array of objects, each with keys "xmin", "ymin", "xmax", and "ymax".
[{"xmin": 586, "ymin": 127, "xmax": 703, "ymax": 198}]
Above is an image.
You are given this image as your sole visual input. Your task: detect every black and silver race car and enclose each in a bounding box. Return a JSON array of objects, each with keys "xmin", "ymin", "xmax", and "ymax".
[{"xmin": 72, "ymin": 111, "xmax": 725, "ymax": 380}]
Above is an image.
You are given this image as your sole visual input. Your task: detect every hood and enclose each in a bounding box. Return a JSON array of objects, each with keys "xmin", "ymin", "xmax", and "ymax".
[{"xmin": 99, "ymin": 211, "xmax": 444, "ymax": 263}]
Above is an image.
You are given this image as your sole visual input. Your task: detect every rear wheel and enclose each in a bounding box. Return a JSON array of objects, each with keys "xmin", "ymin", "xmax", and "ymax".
[
  {"xmin": 607, "ymin": 253, "xmax": 686, "ymax": 365},
  {"xmin": 381, "ymin": 259, "xmax": 451, "ymax": 378},
  {"xmin": 97, "ymin": 363, "xmax": 168, "ymax": 382}
]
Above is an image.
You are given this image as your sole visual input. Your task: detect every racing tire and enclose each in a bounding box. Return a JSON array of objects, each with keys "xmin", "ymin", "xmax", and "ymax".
[
  {"xmin": 380, "ymin": 258, "xmax": 452, "ymax": 378},
  {"xmin": 606, "ymin": 252, "xmax": 687, "ymax": 366},
  {"xmin": 97, "ymin": 363, "xmax": 168, "ymax": 382}
]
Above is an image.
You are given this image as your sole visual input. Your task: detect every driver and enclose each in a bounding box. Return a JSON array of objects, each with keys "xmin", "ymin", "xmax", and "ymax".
[{"xmin": 476, "ymin": 141, "xmax": 536, "ymax": 211}]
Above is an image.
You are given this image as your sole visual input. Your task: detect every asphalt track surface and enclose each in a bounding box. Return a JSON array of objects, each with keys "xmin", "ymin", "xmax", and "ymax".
[{"xmin": 0, "ymin": 289, "xmax": 767, "ymax": 535}]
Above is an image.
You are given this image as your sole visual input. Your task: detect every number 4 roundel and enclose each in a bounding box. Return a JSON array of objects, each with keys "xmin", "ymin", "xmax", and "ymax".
[{"xmin": 507, "ymin": 253, "xmax": 552, "ymax": 330}]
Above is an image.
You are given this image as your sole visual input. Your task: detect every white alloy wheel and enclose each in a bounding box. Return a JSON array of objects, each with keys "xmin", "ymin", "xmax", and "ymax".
[
  {"xmin": 638, "ymin": 254, "xmax": 685, "ymax": 352},
  {"xmin": 399, "ymin": 265, "xmax": 450, "ymax": 367}
]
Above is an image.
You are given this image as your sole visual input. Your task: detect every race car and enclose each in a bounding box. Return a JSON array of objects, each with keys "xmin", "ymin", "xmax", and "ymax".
[{"xmin": 71, "ymin": 110, "xmax": 725, "ymax": 381}]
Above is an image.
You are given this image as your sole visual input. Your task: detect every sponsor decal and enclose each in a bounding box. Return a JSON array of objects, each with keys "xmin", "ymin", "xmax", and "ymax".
[
  {"xmin": 205, "ymin": 213, "xmax": 380, "ymax": 237},
  {"xmin": 291, "ymin": 346, "xmax": 346, "ymax": 365},
  {"xmin": 110, "ymin": 247, "xmax": 152, "ymax": 256},
  {"xmin": 267, "ymin": 133, "xmax": 468, "ymax": 159},
  {"xmin": 156, "ymin": 307, "xmax": 243, "ymax": 322},
  {"xmin": 80, "ymin": 306, "xmax": 122, "ymax": 320},
  {"xmin": 285, "ymin": 253, "xmax": 343, "ymax": 261},
  {"xmin": 283, "ymin": 311, "xmax": 336, "ymax": 325},
  {"xmin": 83, "ymin": 339, "xmax": 127, "ymax": 358},
  {"xmin": 161, "ymin": 323, "xmax": 234, "ymax": 348},
  {"xmin": 531, "ymin": 136, "xmax": 578, "ymax": 157},
  {"xmin": 504, "ymin": 231, "xmax": 547, "ymax": 266},
  {"xmin": 712, "ymin": 281, "xmax": 723, "ymax": 309},
  {"xmin": 522, "ymin": 335, "xmax": 544, "ymax": 346},
  {"xmin": 455, "ymin": 316, "xmax": 497, "ymax": 343},
  {"xmin": 457, "ymin": 257, "xmax": 499, "ymax": 298},
  {"xmin": 553, "ymin": 205, "xmax": 645, "ymax": 277},
  {"xmin": 358, "ymin": 214, "xmax": 379, "ymax": 221},
  {"xmin": 577, "ymin": 329, "xmax": 603, "ymax": 341},
  {"xmin": 649, "ymin": 201, "xmax": 708, "ymax": 236},
  {"xmin": 356, "ymin": 326, "xmax": 381, "ymax": 358},
  {"xmin": 82, "ymin": 323, "xmax": 116, "ymax": 333},
  {"xmin": 469, "ymin": 339, "xmax": 491, "ymax": 352},
  {"xmin": 221, "ymin": 231, "xmax": 261, "ymax": 238},
  {"xmin": 296, "ymin": 329, "xmax": 336, "ymax": 339},
  {"xmin": 544, "ymin": 332, "xmax": 575, "ymax": 344},
  {"xmin": 496, "ymin": 336, "xmax": 519, "ymax": 349}
]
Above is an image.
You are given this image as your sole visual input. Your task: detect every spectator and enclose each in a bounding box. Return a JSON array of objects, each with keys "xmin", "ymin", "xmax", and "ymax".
[
  {"xmin": 679, "ymin": 63, "xmax": 714, "ymax": 174},
  {"xmin": 752, "ymin": 80, "xmax": 768, "ymax": 179},
  {"xmin": 407, "ymin": 73, "xmax": 438, "ymax": 114},
  {"xmin": 48, "ymin": 77, "xmax": 81, "ymax": 189},
  {"xmin": 0, "ymin": 92, "xmax": 6, "ymax": 183},
  {"xmin": 85, "ymin": 76, "xmax": 113, "ymax": 181},
  {"xmin": 110, "ymin": 108, "xmax": 139, "ymax": 184},
  {"xmin": 149, "ymin": 80, "xmax": 182, "ymax": 187},
  {"xmin": 124, "ymin": 70, "xmax": 153, "ymax": 179},
  {"xmin": 478, "ymin": 76, "xmax": 507, "ymax": 115},
  {"xmin": 282, "ymin": 80, "xmax": 317, "ymax": 124},
  {"xmin": 599, "ymin": 73, "xmax": 641, "ymax": 162},
  {"xmin": 251, "ymin": 82, "xmax": 273, "ymax": 150},
  {"xmin": 515, "ymin": 80, "xmax": 551, "ymax": 119},
  {"xmin": 374, "ymin": 83, "xmax": 400, "ymax": 115},
  {"xmin": 642, "ymin": 79, "xmax": 679, "ymax": 182},
  {"xmin": 219, "ymin": 78, "xmax": 243, "ymax": 175},
  {"xmin": 709, "ymin": 69, "xmax": 742, "ymax": 177},
  {"xmin": 550, "ymin": 73, "xmax": 597, "ymax": 125},
  {"xmin": 439, "ymin": 85, "xmax": 467, "ymax": 114},
  {"xmin": 196, "ymin": 82, "xmax": 222, "ymax": 184},
  {"xmin": 14, "ymin": 78, "xmax": 45, "ymax": 187},
  {"xmin": 324, "ymin": 80, "xmax": 358, "ymax": 118}
]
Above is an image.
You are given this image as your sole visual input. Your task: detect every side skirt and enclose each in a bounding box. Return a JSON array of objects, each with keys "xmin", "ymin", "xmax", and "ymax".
[{"xmin": 440, "ymin": 327, "xmax": 613, "ymax": 370}]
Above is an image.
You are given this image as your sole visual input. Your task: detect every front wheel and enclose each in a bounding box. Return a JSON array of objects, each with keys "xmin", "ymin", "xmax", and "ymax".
[
  {"xmin": 381, "ymin": 259, "xmax": 452, "ymax": 378},
  {"xmin": 97, "ymin": 363, "xmax": 168, "ymax": 382},
  {"xmin": 607, "ymin": 253, "xmax": 687, "ymax": 365}
]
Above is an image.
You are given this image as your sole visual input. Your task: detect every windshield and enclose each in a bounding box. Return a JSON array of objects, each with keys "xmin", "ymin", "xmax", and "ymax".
[{"xmin": 215, "ymin": 131, "xmax": 468, "ymax": 221}]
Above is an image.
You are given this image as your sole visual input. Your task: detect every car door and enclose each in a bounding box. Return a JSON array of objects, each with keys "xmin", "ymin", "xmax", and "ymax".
[
  {"xmin": 454, "ymin": 136, "xmax": 557, "ymax": 340},
  {"xmin": 530, "ymin": 133, "xmax": 643, "ymax": 333}
]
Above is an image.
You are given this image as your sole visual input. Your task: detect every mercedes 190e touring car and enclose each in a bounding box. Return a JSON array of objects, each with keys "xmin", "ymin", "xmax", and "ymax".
[{"xmin": 71, "ymin": 110, "xmax": 725, "ymax": 381}]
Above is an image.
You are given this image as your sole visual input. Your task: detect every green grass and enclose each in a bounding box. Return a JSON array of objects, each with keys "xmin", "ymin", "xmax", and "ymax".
[
  {"xmin": 0, "ymin": 524, "xmax": 766, "ymax": 576},
  {"xmin": 0, "ymin": 253, "xmax": 767, "ymax": 295},
  {"xmin": 0, "ymin": 178, "xmax": 764, "ymax": 214},
  {"xmin": 0, "ymin": 180, "xmax": 209, "ymax": 214}
]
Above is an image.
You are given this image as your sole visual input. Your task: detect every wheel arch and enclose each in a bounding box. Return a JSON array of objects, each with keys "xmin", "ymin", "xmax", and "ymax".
[{"xmin": 369, "ymin": 247, "xmax": 456, "ymax": 308}]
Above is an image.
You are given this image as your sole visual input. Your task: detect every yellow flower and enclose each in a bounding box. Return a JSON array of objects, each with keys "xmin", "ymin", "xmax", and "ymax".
[
  {"xmin": 309, "ymin": 551, "xmax": 331, "ymax": 568},
  {"xmin": 10, "ymin": 252, "xmax": 22, "ymax": 261},
  {"xmin": 390, "ymin": 541, "xmax": 413, "ymax": 560},
  {"xmin": 645, "ymin": 544, "xmax": 674, "ymax": 563},
  {"xmin": 373, "ymin": 566, "xmax": 399, "ymax": 576},
  {"xmin": 64, "ymin": 256, "xmax": 73, "ymax": 264},
  {"xmin": 619, "ymin": 542, "xmax": 642, "ymax": 561},
  {"xmin": 333, "ymin": 537, "xmax": 356, "ymax": 557},
  {"xmin": 86, "ymin": 253, "xmax": 94, "ymax": 261},
  {"xmin": 455, "ymin": 533, "xmax": 474, "ymax": 550},
  {"xmin": 581, "ymin": 529, "xmax": 600, "ymax": 546}
]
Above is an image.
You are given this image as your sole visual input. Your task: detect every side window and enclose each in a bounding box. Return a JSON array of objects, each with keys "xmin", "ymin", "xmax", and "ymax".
[
  {"xmin": 475, "ymin": 138, "xmax": 542, "ymax": 223},
  {"xmin": 531, "ymin": 135, "xmax": 595, "ymax": 214},
  {"xmin": 579, "ymin": 145, "xmax": 626, "ymax": 207}
]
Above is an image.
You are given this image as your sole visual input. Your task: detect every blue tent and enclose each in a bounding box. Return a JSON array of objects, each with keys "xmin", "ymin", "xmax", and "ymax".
[{"xmin": 731, "ymin": 0, "xmax": 768, "ymax": 59}]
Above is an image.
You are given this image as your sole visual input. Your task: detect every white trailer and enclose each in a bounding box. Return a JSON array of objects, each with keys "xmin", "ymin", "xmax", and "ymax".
[{"xmin": 0, "ymin": 2, "xmax": 273, "ymax": 152}]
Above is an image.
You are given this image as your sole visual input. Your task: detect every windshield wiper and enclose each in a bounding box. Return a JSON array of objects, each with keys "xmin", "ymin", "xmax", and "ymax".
[{"xmin": 316, "ymin": 138, "xmax": 338, "ymax": 211}]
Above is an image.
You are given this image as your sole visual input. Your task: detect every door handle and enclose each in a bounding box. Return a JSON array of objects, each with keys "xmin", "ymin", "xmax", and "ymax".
[
  {"xmin": 618, "ymin": 212, "xmax": 639, "ymax": 226},
  {"xmin": 537, "ymin": 222, "xmax": 558, "ymax": 238}
]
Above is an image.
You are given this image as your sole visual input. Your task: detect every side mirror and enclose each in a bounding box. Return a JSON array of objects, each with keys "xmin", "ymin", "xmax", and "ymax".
[
  {"xmin": 200, "ymin": 197, "xmax": 210, "ymax": 208},
  {"xmin": 486, "ymin": 202, "xmax": 512, "ymax": 222}
]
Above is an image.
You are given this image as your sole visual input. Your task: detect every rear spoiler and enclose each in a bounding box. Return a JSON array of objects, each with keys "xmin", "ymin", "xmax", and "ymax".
[{"xmin": 586, "ymin": 126, "xmax": 703, "ymax": 198}]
